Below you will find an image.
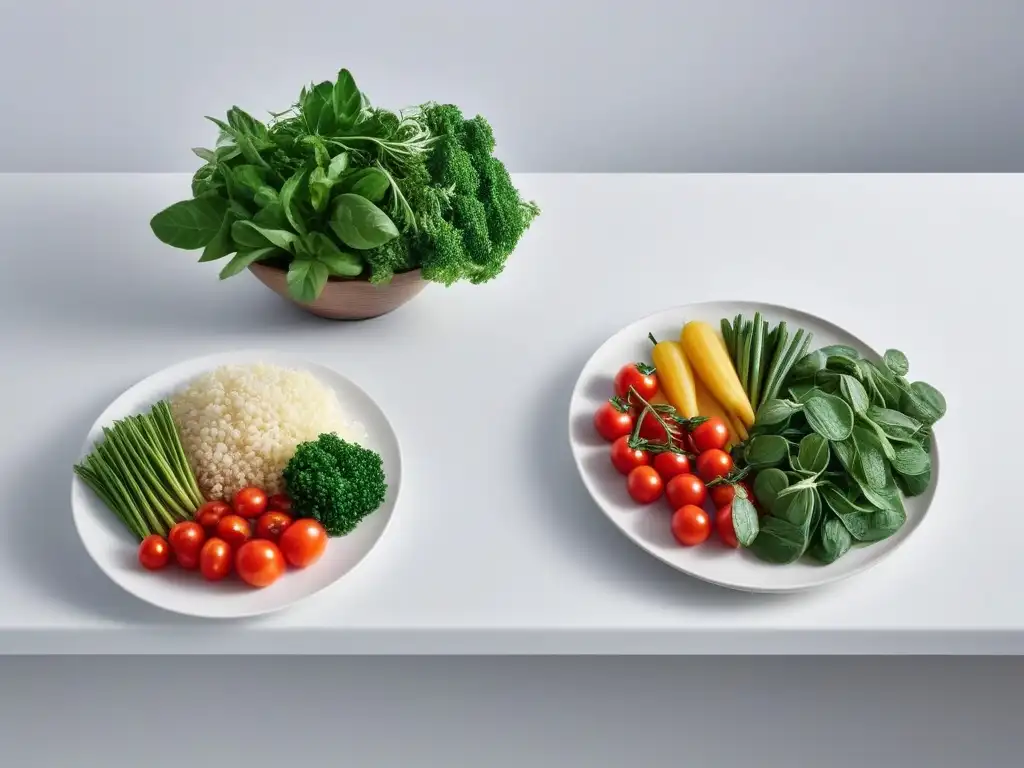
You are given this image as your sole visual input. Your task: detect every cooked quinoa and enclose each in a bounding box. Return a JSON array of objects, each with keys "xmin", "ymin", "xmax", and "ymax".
[{"xmin": 170, "ymin": 363, "xmax": 363, "ymax": 502}]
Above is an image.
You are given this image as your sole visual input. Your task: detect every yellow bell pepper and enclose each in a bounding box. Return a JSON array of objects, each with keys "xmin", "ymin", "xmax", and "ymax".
[{"xmin": 649, "ymin": 335, "xmax": 699, "ymax": 419}]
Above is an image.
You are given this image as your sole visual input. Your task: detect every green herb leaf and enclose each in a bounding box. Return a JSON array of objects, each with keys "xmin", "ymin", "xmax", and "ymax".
[
  {"xmin": 150, "ymin": 195, "xmax": 228, "ymax": 250},
  {"xmin": 192, "ymin": 147, "xmax": 216, "ymax": 163},
  {"xmin": 309, "ymin": 166, "xmax": 333, "ymax": 213},
  {"xmin": 789, "ymin": 350, "xmax": 827, "ymax": 381},
  {"xmin": 865, "ymin": 405, "xmax": 923, "ymax": 443},
  {"xmin": 797, "ymin": 433, "xmax": 830, "ymax": 476},
  {"xmin": 744, "ymin": 435, "xmax": 789, "ymax": 467},
  {"xmin": 883, "ymin": 349, "xmax": 910, "ymax": 376},
  {"xmin": 301, "ymin": 81, "xmax": 337, "ymax": 134},
  {"xmin": 804, "ymin": 392, "xmax": 854, "ymax": 441},
  {"xmin": 332, "ymin": 69, "xmax": 362, "ymax": 129},
  {"xmin": 838, "ymin": 375, "xmax": 870, "ymax": 415},
  {"xmin": 899, "ymin": 382, "xmax": 947, "ymax": 426},
  {"xmin": 774, "ymin": 487, "xmax": 815, "ymax": 528},
  {"xmin": 749, "ymin": 516, "xmax": 808, "ymax": 564},
  {"xmin": 850, "ymin": 425, "xmax": 891, "ymax": 489},
  {"xmin": 895, "ymin": 465, "xmax": 932, "ymax": 497},
  {"xmin": 279, "ymin": 169, "xmax": 307, "ymax": 236},
  {"xmin": 349, "ymin": 167, "xmax": 391, "ymax": 202},
  {"xmin": 302, "ymin": 232, "xmax": 364, "ymax": 277},
  {"xmin": 818, "ymin": 345, "xmax": 861, "ymax": 359},
  {"xmin": 231, "ymin": 164, "xmax": 266, "ymax": 195},
  {"xmin": 825, "ymin": 355, "xmax": 861, "ymax": 377},
  {"xmin": 731, "ymin": 496, "xmax": 759, "ymax": 547},
  {"xmin": 820, "ymin": 485, "xmax": 877, "ymax": 541},
  {"xmin": 891, "ymin": 443, "xmax": 931, "ymax": 476},
  {"xmin": 232, "ymin": 221, "xmax": 298, "ymax": 252},
  {"xmin": 327, "ymin": 151, "xmax": 350, "ymax": 181},
  {"xmin": 809, "ymin": 515, "xmax": 854, "ymax": 564},
  {"xmin": 218, "ymin": 247, "xmax": 278, "ymax": 279},
  {"xmin": 199, "ymin": 210, "xmax": 237, "ymax": 262},
  {"xmin": 254, "ymin": 186, "xmax": 278, "ymax": 208},
  {"xmin": 753, "ymin": 468, "xmax": 789, "ymax": 513},
  {"xmin": 330, "ymin": 193, "xmax": 399, "ymax": 249},
  {"xmin": 226, "ymin": 106, "xmax": 269, "ymax": 140},
  {"xmin": 286, "ymin": 258, "xmax": 329, "ymax": 303},
  {"xmin": 756, "ymin": 399, "xmax": 802, "ymax": 427}
]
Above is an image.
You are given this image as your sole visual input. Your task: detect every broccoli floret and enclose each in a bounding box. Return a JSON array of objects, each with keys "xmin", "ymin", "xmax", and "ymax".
[{"xmin": 282, "ymin": 433, "xmax": 387, "ymax": 537}]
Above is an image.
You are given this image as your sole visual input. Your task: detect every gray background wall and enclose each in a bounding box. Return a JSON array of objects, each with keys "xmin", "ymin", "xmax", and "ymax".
[{"xmin": 3, "ymin": 1, "xmax": 1023, "ymax": 766}]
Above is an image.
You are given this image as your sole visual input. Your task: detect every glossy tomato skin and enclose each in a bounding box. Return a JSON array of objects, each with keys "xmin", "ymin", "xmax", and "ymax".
[
  {"xmin": 637, "ymin": 411, "xmax": 670, "ymax": 444},
  {"xmin": 195, "ymin": 500, "xmax": 232, "ymax": 533},
  {"xmin": 594, "ymin": 400, "xmax": 634, "ymax": 442},
  {"xmin": 614, "ymin": 363, "xmax": 658, "ymax": 401},
  {"xmin": 266, "ymin": 494, "xmax": 293, "ymax": 513},
  {"xmin": 626, "ymin": 466, "xmax": 664, "ymax": 504},
  {"xmin": 279, "ymin": 519, "xmax": 328, "ymax": 569},
  {"xmin": 665, "ymin": 473, "xmax": 707, "ymax": 509},
  {"xmin": 138, "ymin": 535, "xmax": 171, "ymax": 571},
  {"xmin": 235, "ymin": 540, "xmax": 286, "ymax": 588},
  {"xmin": 199, "ymin": 537, "xmax": 233, "ymax": 581},
  {"xmin": 690, "ymin": 418, "xmax": 730, "ymax": 453},
  {"xmin": 168, "ymin": 521, "xmax": 206, "ymax": 570},
  {"xmin": 652, "ymin": 451, "xmax": 691, "ymax": 482},
  {"xmin": 610, "ymin": 437, "xmax": 649, "ymax": 475},
  {"xmin": 255, "ymin": 511, "xmax": 293, "ymax": 542},
  {"xmin": 233, "ymin": 486, "xmax": 268, "ymax": 519},
  {"xmin": 715, "ymin": 504, "xmax": 739, "ymax": 548},
  {"xmin": 709, "ymin": 483, "xmax": 736, "ymax": 509},
  {"xmin": 216, "ymin": 514, "xmax": 252, "ymax": 548},
  {"xmin": 695, "ymin": 449, "xmax": 734, "ymax": 483},
  {"xmin": 671, "ymin": 505, "xmax": 712, "ymax": 546}
]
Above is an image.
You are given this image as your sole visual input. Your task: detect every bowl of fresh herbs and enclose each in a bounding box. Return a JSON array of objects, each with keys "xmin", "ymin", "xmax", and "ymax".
[{"xmin": 150, "ymin": 68, "xmax": 540, "ymax": 320}]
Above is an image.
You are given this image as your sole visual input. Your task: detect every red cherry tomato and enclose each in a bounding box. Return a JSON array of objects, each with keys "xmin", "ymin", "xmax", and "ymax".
[
  {"xmin": 690, "ymin": 418, "xmax": 730, "ymax": 452},
  {"xmin": 665, "ymin": 473, "xmax": 707, "ymax": 509},
  {"xmin": 614, "ymin": 363, "xmax": 658, "ymax": 401},
  {"xmin": 194, "ymin": 500, "xmax": 232, "ymax": 533},
  {"xmin": 715, "ymin": 504, "xmax": 739, "ymax": 548},
  {"xmin": 709, "ymin": 483, "xmax": 737, "ymax": 509},
  {"xmin": 695, "ymin": 449, "xmax": 734, "ymax": 483},
  {"xmin": 168, "ymin": 521, "xmax": 206, "ymax": 570},
  {"xmin": 138, "ymin": 535, "xmax": 170, "ymax": 571},
  {"xmin": 233, "ymin": 486, "xmax": 268, "ymax": 519},
  {"xmin": 652, "ymin": 451, "xmax": 691, "ymax": 482},
  {"xmin": 216, "ymin": 514, "xmax": 252, "ymax": 548},
  {"xmin": 279, "ymin": 519, "xmax": 328, "ymax": 569},
  {"xmin": 255, "ymin": 511, "xmax": 293, "ymax": 543},
  {"xmin": 235, "ymin": 540, "xmax": 286, "ymax": 588},
  {"xmin": 199, "ymin": 537, "xmax": 233, "ymax": 581},
  {"xmin": 626, "ymin": 466, "xmax": 664, "ymax": 504},
  {"xmin": 266, "ymin": 493, "xmax": 293, "ymax": 513},
  {"xmin": 637, "ymin": 411, "xmax": 670, "ymax": 443},
  {"xmin": 610, "ymin": 437, "xmax": 649, "ymax": 475},
  {"xmin": 671, "ymin": 505, "xmax": 712, "ymax": 546},
  {"xmin": 594, "ymin": 399, "xmax": 634, "ymax": 442}
]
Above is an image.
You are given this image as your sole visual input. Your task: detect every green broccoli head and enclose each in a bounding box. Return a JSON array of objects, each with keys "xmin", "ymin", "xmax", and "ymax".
[{"xmin": 282, "ymin": 433, "xmax": 387, "ymax": 537}]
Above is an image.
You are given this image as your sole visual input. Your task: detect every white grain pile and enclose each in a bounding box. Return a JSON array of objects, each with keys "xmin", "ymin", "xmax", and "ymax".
[{"xmin": 170, "ymin": 363, "xmax": 363, "ymax": 501}]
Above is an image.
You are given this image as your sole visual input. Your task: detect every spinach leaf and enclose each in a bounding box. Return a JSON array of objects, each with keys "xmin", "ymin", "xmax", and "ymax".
[
  {"xmin": 774, "ymin": 487, "xmax": 815, "ymax": 528},
  {"xmin": 199, "ymin": 210, "xmax": 238, "ymax": 262},
  {"xmin": 825, "ymin": 355, "xmax": 861, "ymax": 377},
  {"xmin": 286, "ymin": 258, "xmax": 329, "ymax": 303},
  {"xmin": 231, "ymin": 164, "xmax": 266, "ymax": 196},
  {"xmin": 839, "ymin": 375, "xmax": 870, "ymax": 415},
  {"xmin": 789, "ymin": 350, "xmax": 827, "ymax": 381},
  {"xmin": 301, "ymin": 232, "xmax": 364, "ymax": 277},
  {"xmin": 753, "ymin": 468, "xmax": 789, "ymax": 512},
  {"xmin": 808, "ymin": 514, "xmax": 854, "ymax": 564},
  {"xmin": 218, "ymin": 247, "xmax": 278, "ymax": 279},
  {"xmin": 731, "ymin": 496, "xmax": 759, "ymax": 547},
  {"xmin": 192, "ymin": 147, "xmax": 217, "ymax": 163},
  {"xmin": 788, "ymin": 383, "xmax": 817, "ymax": 402},
  {"xmin": 895, "ymin": 465, "xmax": 932, "ymax": 497},
  {"xmin": 349, "ymin": 167, "xmax": 391, "ymax": 202},
  {"xmin": 891, "ymin": 443, "xmax": 931, "ymax": 476},
  {"xmin": 252, "ymin": 202, "xmax": 289, "ymax": 230},
  {"xmin": 301, "ymin": 81, "xmax": 337, "ymax": 134},
  {"xmin": 820, "ymin": 485, "xmax": 877, "ymax": 541},
  {"xmin": 818, "ymin": 344, "xmax": 861, "ymax": 359},
  {"xmin": 857, "ymin": 416, "xmax": 897, "ymax": 461},
  {"xmin": 749, "ymin": 517, "xmax": 808, "ymax": 564},
  {"xmin": 797, "ymin": 433, "xmax": 830, "ymax": 476},
  {"xmin": 150, "ymin": 195, "xmax": 228, "ymax": 249},
  {"xmin": 884, "ymin": 349, "xmax": 910, "ymax": 376},
  {"xmin": 309, "ymin": 166, "xmax": 333, "ymax": 213},
  {"xmin": 744, "ymin": 435, "xmax": 789, "ymax": 468},
  {"xmin": 330, "ymin": 193, "xmax": 399, "ymax": 249},
  {"xmin": 332, "ymin": 69, "xmax": 363, "ymax": 129},
  {"xmin": 850, "ymin": 425, "xmax": 890, "ymax": 489},
  {"xmin": 279, "ymin": 169, "xmax": 308, "ymax": 235},
  {"xmin": 804, "ymin": 392, "xmax": 854, "ymax": 441},
  {"xmin": 900, "ymin": 382, "xmax": 946, "ymax": 426},
  {"xmin": 865, "ymin": 405, "xmax": 922, "ymax": 443},
  {"xmin": 254, "ymin": 186, "xmax": 278, "ymax": 208},
  {"xmin": 756, "ymin": 398, "xmax": 802, "ymax": 427},
  {"xmin": 870, "ymin": 362, "xmax": 905, "ymax": 409},
  {"xmin": 327, "ymin": 151, "xmax": 350, "ymax": 181},
  {"xmin": 232, "ymin": 221, "xmax": 298, "ymax": 252}
]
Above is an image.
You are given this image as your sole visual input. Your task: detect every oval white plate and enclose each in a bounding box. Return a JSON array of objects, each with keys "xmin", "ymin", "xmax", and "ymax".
[
  {"xmin": 71, "ymin": 349, "xmax": 402, "ymax": 618},
  {"xmin": 569, "ymin": 301, "xmax": 940, "ymax": 593}
]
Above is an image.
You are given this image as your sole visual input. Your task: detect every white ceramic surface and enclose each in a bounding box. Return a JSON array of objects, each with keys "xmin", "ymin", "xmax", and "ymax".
[
  {"xmin": 71, "ymin": 349, "xmax": 402, "ymax": 619},
  {"xmin": 569, "ymin": 301, "xmax": 939, "ymax": 594}
]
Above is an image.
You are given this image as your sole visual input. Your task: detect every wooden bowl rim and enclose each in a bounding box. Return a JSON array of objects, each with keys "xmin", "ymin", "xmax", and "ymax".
[{"xmin": 249, "ymin": 261, "xmax": 424, "ymax": 285}]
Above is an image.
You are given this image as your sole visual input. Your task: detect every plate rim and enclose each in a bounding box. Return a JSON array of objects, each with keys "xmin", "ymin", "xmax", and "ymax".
[
  {"xmin": 70, "ymin": 348, "xmax": 403, "ymax": 619},
  {"xmin": 568, "ymin": 300, "xmax": 940, "ymax": 594}
]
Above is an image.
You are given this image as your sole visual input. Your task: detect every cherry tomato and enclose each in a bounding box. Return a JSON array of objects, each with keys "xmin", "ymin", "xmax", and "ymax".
[
  {"xmin": 216, "ymin": 514, "xmax": 252, "ymax": 548},
  {"xmin": 235, "ymin": 540, "xmax": 286, "ymax": 588},
  {"xmin": 671, "ymin": 505, "xmax": 712, "ymax": 546},
  {"xmin": 194, "ymin": 500, "xmax": 232, "ymax": 533},
  {"xmin": 138, "ymin": 535, "xmax": 170, "ymax": 571},
  {"xmin": 266, "ymin": 493, "xmax": 293, "ymax": 513},
  {"xmin": 594, "ymin": 399, "xmax": 634, "ymax": 442},
  {"xmin": 279, "ymin": 519, "xmax": 328, "ymax": 569},
  {"xmin": 626, "ymin": 466, "xmax": 664, "ymax": 504},
  {"xmin": 696, "ymin": 449, "xmax": 734, "ymax": 483},
  {"xmin": 233, "ymin": 486, "xmax": 268, "ymax": 519},
  {"xmin": 637, "ymin": 411, "xmax": 671, "ymax": 443},
  {"xmin": 690, "ymin": 418, "xmax": 730, "ymax": 453},
  {"xmin": 168, "ymin": 521, "xmax": 206, "ymax": 570},
  {"xmin": 199, "ymin": 537, "xmax": 233, "ymax": 581},
  {"xmin": 709, "ymin": 483, "xmax": 737, "ymax": 509},
  {"xmin": 715, "ymin": 504, "xmax": 739, "ymax": 548},
  {"xmin": 652, "ymin": 451, "xmax": 691, "ymax": 481},
  {"xmin": 665, "ymin": 473, "xmax": 707, "ymax": 509},
  {"xmin": 255, "ymin": 511, "xmax": 293, "ymax": 542},
  {"xmin": 610, "ymin": 437, "xmax": 649, "ymax": 475},
  {"xmin": 614, "ymin": 363, "xmax": 659, "ymax": 401}
]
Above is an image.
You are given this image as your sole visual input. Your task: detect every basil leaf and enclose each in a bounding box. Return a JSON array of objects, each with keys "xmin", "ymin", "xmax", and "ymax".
[
  {"xmin": 231, "ymin": 164, "xmax": 266, "ymax": 195},
  {"xmin": 744, "ymin": 434, "xmax": 789, "ymax": 468},
  {"xmin": 330, "ymin": 193, "xmax": 399, "ymax": 249},
  {"xmin": 756, "ymin": 399, "xmax": 802, "ymax": 427},
  {"xmin": 302, "ymin": 232, "xmax": 364, "ymax": 277},
  {"xmin": 804, "ymin": 392, "xmax": 854, "ymax": 441},
  {"xmin": 277, "ymin": 169, "xmax": 307, "ymax": 236},
  {"xmin": 753, "ymin": 468, "xmax": 789, "ymax": 513},
  {"xmin": 891, "ymin": 443, "xmax": 931, "ymax": 476},
  {"xmin": 349, "ymin": 167, "xmax": 390, "ymax": 202},
  {"xmin": 731, "ymin": 496, "xmax": 759, "ymax": 548},
  {"xmin": 900, "ymin": 382, "xmax": 946, "ymax": 426},
  {"xmin": 839, "ymin": 375, "xmax": 870, "ymax": 415},
  {"xmin": 808, "ymin": 515, "xmax": 854, "ymax": 564},
  {"xmin": 749, "ymin": 517, "xmax": 808, "ymax": 564},
  {"xmin": 226, "ymin": 106, "xmax": 269, "ymax": 140},
  {"xmin": 286, "ymin": 259, "xmax": 330, "ymax": 303},
  {"xmin": 327, "ymin": 151, "xmax": 350, "ymax": 181},
  {"xmin": 309, "ymin": 166, "xmax": 333, "ymax": 213},
  {"xmin": 232, "ymin": 221, "xmax": 298, "ymax": 252},
  {"xmin": 332, "ymin": 69, "xmax": 362, "ymax": 129},
  {"xmin": 797, "ymin": 433, "xmax": 830, "ymax": 476},
  {"xmin": 192, "ymin": 147, "xmax": 216, "ymax": 163},
  {"xmin": 883, "ymin": 349, "xmax": 910, "ymax": 376},
  {"xmin": 150, "ymin": 195, "xmax": 228, "ymax": 249},
  {"xmin": 199, "ymin": 210, "xmax": 238, "ymax": 262},
  {"xmin": 218, "ymin": 247, "xmax": 277, "ymax": 279},
  {"xmin": 301, "ymin": 81, "xmax": 337, "ymax": 134}
]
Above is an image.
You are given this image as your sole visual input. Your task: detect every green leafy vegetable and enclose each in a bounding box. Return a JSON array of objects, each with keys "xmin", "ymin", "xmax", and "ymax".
[
  {"xmin": 796, "ymin": 433, "xmax": 830, "ymax": 476},
  {"xmin": 753, "ymin": 468, "xmax": 789, "ymax": 513},
  {"xmin": 745, "ymin": 435, "xmax": 789, "ymax": 467},
  {"xmin": 803, "ymin": 392, "xmax": 854, "ymax": 441},
  {"xmin": 731, "ymin": 495, "xmax": 760, "ymax": 547},
  {"xmin": 150, "ymin": 195, "xmax": 228, "ymax": 249},
  {"xmin": 286, "ymin": 259, "xmax": 330, "ymax": 303}
]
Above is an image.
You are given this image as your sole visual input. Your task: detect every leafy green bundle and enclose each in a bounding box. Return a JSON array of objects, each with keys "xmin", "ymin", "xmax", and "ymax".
[
  {"xmin": 740, "ymin": 345, "xmax": 946, "ymax": 565},
  {"xmin": 150, "ymin": 69, "xmax": 540, "ymax": 301}
]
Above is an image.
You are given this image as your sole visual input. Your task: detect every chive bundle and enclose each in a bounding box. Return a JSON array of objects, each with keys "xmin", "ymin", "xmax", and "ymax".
[
  {"xmin": 74, "ymin": 401, "xmax": 204, "ymax": 541},
  {"xmin": 721, "ymin": 313, "xmax": 813, "ymax": 414}
]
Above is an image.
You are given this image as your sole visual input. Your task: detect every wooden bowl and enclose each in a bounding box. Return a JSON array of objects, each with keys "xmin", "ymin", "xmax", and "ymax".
[{"xmin": 248, "ymin": 263, "xmax": 428, "ymax": 320}]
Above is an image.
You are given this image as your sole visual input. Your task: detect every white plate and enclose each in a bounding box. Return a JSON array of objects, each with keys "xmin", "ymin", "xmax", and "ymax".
[
  {"xmin": 71, "ymin": 349, "xmax": 402, "ymax": 618},
  {"xmin": 569, "ymin": 301, "xmax": 940, "ymax": 593}
]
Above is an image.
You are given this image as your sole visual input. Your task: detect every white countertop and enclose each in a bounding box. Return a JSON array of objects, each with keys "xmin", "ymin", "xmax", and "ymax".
[{"xmin": 0, "ymin": 173, "xmax": 1015, "ymax": 654}]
